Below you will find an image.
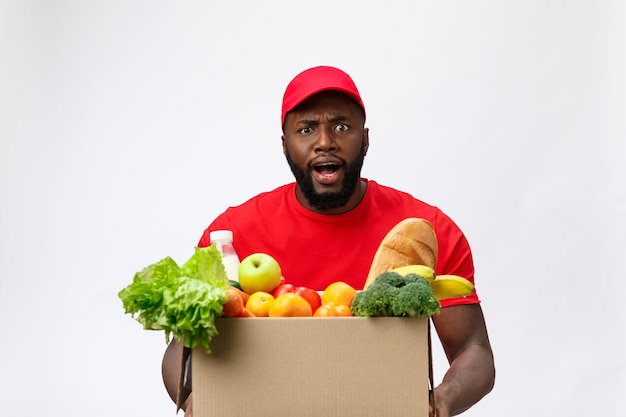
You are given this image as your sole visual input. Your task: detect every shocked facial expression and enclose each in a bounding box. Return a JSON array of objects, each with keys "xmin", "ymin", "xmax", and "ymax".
[{"xmin": 282, "ymin": 91, "xmax": 369, "ymax": 213}]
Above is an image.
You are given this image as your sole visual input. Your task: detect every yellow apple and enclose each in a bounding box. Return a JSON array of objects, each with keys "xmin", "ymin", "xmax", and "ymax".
[{"xmin": 238, "ymin": 253, "xmax": 282, "ymax": 294}]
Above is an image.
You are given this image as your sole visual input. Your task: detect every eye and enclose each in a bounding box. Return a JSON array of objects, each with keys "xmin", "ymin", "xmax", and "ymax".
[
  {"xmin": 335, "ymin": 123, "xmax": 349, "ymax": 132},
  {"xmin": 298, "ymin": 126, "xmax": 313, "ymax": 134}
]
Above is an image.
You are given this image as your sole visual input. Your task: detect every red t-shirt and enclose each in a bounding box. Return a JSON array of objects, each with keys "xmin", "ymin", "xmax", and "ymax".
[{"xmin": 199, "ymin": 179, "xmax": 479, "ymax": 308}]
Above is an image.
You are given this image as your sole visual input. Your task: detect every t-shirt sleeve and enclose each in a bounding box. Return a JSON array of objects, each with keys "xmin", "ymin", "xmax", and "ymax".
[{"xmin": 433, "ymin": 209, "xmax": 480, "ymax": 308}]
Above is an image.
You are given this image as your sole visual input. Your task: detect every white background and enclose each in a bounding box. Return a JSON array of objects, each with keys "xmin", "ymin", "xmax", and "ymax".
[{"xmin": 1, "ymin": 1, "xmax": 625, "ymax": 416}]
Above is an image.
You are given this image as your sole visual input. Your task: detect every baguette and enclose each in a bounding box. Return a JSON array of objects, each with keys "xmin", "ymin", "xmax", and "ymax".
[{"xmin": 363, "ymin": 218, "xmax": 438, "ymax": 289}]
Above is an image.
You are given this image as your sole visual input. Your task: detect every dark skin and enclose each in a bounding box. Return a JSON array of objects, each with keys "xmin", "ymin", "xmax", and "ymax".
[
  {"xmin": 431, "ymin": 305, "xmax": 495, "ymax": 416},
  {"xmin": 162, "ymin": 342, "xmax": 189, "ymax": 412},
  {"xmin": 282, "ymin": 91, "xmax": 370, "ymax": 213},
  {"xmin": 162, "ymin": 91, "xmax": 495, "ymax": 417}
]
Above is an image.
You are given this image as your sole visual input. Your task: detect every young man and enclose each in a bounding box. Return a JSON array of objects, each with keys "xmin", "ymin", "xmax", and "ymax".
[{"xmin": 162, "ymin": 66, "xmax": 495, "ymax": 417}]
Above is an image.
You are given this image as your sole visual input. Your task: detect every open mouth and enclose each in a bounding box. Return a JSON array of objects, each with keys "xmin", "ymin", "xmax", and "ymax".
[
  {"xmin": 313, "ymin": 162, "xmax": 341, "ymax": 176},
  {"xmin": 311, "ymin": 161, "xmax": 343, "ymax": 184}
]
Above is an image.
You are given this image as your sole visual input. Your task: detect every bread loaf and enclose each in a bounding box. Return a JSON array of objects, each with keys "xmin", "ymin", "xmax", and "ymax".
[{"xmin": 363, "ymin": 218, "xmax": 438, "ymax": 289}]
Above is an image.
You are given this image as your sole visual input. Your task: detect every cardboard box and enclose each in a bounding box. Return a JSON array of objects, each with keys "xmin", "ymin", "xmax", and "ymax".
[{"xmin": 179, "ymin": 317, "xmax": 431, "ymax": 417}]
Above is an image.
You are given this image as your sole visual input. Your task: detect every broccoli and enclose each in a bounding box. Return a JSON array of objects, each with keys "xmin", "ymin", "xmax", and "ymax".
[
  {"xmin": 351, "ymin": 285, "xmax": 397, "ymax": 317},
  {"xmin": 351, "ymin": 271, "xmax": 440, "ymax": 317}
]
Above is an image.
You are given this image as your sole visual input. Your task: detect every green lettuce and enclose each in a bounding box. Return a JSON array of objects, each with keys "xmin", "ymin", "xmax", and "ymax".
[{"xmin": 118, "ymin": 245, "xmax": 229, "ymax": 353}]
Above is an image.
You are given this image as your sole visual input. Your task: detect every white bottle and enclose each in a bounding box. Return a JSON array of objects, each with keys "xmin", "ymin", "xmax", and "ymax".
[{"xmin": 209, "ymin": 230, "xmax": 241, "ymax": 282}]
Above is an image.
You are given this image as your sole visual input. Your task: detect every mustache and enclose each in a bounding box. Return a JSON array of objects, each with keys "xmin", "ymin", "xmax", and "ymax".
[{"xmin": 284, "ymin": 144, "xmax": 366, "ymax": 211}]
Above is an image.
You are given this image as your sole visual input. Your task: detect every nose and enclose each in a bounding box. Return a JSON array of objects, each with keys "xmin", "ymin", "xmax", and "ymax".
[{"xmin": 314, "ymin": 127, "xmax": 336, "ymax": 153}]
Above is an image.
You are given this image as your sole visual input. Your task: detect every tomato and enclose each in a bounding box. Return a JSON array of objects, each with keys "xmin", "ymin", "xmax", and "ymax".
[
  {"xmin": 272, "ymin": 283, "xmax": 296, "ymax": 298},
  {"xmin": 272, "ymin": 284, "xmax": 321, "ymax": 313},
  {"xmin": 295, "ymin": 287, "xmax": 322, "ymax": 314}
]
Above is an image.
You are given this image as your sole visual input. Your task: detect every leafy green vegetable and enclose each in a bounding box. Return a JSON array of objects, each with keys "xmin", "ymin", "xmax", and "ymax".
[{"xmin": 118, "ymin": 245, "xmax": 229, "ymax": 353}]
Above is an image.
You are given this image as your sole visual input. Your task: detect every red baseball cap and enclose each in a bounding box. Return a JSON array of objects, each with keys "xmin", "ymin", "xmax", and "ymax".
[{"xmin": 281, "ymin": 66, "xmax": 366, "ymax": 126}]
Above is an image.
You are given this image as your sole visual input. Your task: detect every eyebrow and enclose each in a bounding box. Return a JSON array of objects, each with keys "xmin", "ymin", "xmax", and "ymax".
[
  {"xmin": 297, "ymin": 115, "xmax": 351, "ymax": 125},
  {"xmin": 329, "ymin": 115, "xmax": 350, "ymax": 123},
  {"xmin": 297, "ymin": 119, "xmax": 319, "ymax": 126}
]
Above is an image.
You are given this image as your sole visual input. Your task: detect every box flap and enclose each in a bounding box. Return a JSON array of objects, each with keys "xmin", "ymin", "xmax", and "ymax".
[
  {"xmin": 427, "ymin": 319, "xmax": 436, "ymax": 413},
  {"xmin": 175, "ymin": 346, "xmax": 192, "ymax": 412}
]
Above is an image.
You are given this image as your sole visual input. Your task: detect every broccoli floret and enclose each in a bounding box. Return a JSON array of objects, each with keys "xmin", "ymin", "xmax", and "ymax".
[
  {"xmin": 369, "ymin": 271, "xmax": 408, "ymax": 288},
  {"xmin": 351, "ymin": 285, "xmax": 398, "ymax": 316},
  {"xmin": 352, "ymin": 271, "xmax": 440, "ymax": 317},
  {"xmin": 400, "ymin": 272, "xmax": 429, "ymax": 285},
  {"xmin": 391, "ymin": 280, "xmax": 440, "ymax": 317}
]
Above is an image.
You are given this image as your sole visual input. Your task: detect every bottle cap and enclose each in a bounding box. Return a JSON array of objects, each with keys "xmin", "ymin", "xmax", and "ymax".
[{"xmin": 209, "ymin": 230, "xmax": 233, "ymax": 243}]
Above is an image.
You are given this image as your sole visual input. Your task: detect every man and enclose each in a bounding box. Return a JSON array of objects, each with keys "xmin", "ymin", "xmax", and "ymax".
[{"xmin": 162, "ymin": 66, "xmax": 495, "ymax": 417}]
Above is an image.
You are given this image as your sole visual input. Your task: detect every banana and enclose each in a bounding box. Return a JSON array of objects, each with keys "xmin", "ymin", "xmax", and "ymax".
[
  {"xmin": 389, "ymin": 266, "xmax": 473, "ymax": 300},
  {"xmin": 430, "ymin": 275, "xmax": 474, "ymax": 300},
  {"xmin": 391, "ymin": 264, "xmax": 436, "ymax": 282}
]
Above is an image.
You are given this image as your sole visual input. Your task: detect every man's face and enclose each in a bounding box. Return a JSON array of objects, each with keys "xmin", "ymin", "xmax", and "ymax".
[{"xmin": 282, "ymin": 91, "xmax": 369, "ymax": 213}]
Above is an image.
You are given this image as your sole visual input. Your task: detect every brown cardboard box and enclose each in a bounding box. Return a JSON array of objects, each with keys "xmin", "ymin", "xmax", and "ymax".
[{"xmin": 180, "ymin": 316, "xmax": 431, "ymax": 417}]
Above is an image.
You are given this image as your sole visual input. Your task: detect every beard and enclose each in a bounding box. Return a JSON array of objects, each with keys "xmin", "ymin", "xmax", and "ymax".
[{"xmin": 285, "ymin": 143, "xmax": 366, "ymax": 211}]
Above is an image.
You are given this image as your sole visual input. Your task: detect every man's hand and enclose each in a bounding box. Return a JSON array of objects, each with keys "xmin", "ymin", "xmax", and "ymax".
[
  {"xmin": 430, "ymin": 304, "xmax": 495, "ymax": 416},
  {"xmin": 183, "ymin": 394, "xmax": 192, "ymax": 417},
  {"xmin": 429, "ymin": 388, "xmax": 451, "ymax": 417}
]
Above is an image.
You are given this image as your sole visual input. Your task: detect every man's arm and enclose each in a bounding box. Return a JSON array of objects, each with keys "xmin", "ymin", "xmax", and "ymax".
[
  {"xmin": 161, "ymin": 304, "xmax": 494, "ymax": 417},
  {"xmin": 162, "ymin": 340, "xmax": 191, "ymax": 411},
  {"xmin": 431, "ymin": 304, "xmax": 495, "ymax": 417}
]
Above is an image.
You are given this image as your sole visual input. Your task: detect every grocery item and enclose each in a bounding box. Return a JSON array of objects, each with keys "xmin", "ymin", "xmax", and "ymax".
[
  {"xmin": 352, "ymin": 272, "xmax": 440, "ymax": 317},
  {"xmin": 210, "ymin": 230, "xmax": 241, "ymax": 283},
  {"xmin": 364, "ymin": 218, "xmax": 438, "ymax": 289}
]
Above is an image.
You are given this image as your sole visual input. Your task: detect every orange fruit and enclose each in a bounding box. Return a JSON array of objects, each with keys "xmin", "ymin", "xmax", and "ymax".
[
  {"xmin": 313, "ymin": 304, "xmax": 339, "ymax": 317},
  {"xmin": 314, "ymin": 303, "xmax": 353, "ymax": 317},
  {"xmin": 269, "ymin": 293, "xmax": 312, "ymax": 317},
  {"xmin": 333, "ymin": 304, "xmax": 353, "ymax": 316},
  {"xmin": 322, "ymin": 281, "xmax": 358, "ymax": 308},
  {"xmin": 245, "ymin": 291, "xmax": 275, "ymax": 317}
]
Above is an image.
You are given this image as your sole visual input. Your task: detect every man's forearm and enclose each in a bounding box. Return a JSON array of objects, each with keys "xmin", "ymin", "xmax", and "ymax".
[
  {"xmin": 436, "ymin": 343, "xmax": 495, "ymax": 416},
  {"xmin": 162, "ymin": 340, "xmax": 185, "ymax": 404}
]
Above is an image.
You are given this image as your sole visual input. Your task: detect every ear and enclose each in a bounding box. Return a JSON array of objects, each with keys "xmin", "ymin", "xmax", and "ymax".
[
  {"xmin": 363, "ymin": 128, "xmax": 370, "ymax": 154},
  {"xmin": 281, "ymin": 135, "xmax": 287, "ymax": 155}
]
